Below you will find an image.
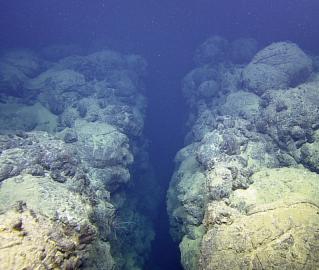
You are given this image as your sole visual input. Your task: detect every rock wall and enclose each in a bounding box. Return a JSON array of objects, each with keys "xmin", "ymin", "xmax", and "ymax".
[
  {"xmin": 167, "ymin": 36, "xmax": 319, "ymax": 270},
  {"xmin": 0, "ymin": 46, "xmax": 157, "ymax": 269}
]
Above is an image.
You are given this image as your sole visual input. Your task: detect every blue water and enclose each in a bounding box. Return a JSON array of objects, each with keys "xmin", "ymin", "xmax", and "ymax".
[{"xmin": 1, "ymin": 1, "xmax": 319, "ymax": 269}]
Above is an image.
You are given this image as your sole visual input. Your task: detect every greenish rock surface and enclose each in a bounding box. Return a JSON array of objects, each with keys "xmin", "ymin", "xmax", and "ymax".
[
  {"xmin": 201, "ymin": 167, "xmax": 319, "ymax": 270},
  {"xmin": 0, "ymin": 46, "xmax": 157, "ymax": 270},
  {"xmin": 168, "ymin": 37, "xmax": 319, "ymax": 270},
  {"xmin": 0, "ymin": 132, "xmax": 113, "ymax": 269}
]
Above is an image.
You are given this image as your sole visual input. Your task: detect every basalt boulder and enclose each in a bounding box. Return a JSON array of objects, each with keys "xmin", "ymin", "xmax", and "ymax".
[{"xmin": 242, "ymin": 42, "xmax": 313, "ymax": 95}]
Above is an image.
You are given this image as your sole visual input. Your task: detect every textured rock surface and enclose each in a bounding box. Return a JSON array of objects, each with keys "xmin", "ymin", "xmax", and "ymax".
[
  {"xmin": 242, "ymin": 42, "xmax": 313, "ymax": 95},
  {"xmin": 0, "ymin": 133, "xmax": 111, "ymax": 269},
  {"xmin": 0, "ymin": 46, "xmax": 157, "ymax": 269},
  {"xmin": 168, "ymin": 37, "xmax": 319, "ymax": 270},
  {"xmin": 201, "ymin": 168, "xmax": 319, "ymax": 270}
]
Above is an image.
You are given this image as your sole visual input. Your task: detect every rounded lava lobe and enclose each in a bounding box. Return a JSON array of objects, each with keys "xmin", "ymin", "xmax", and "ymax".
[{"xmin": 242, "ymin": 42, "xmax": 313, "ymax": 95}]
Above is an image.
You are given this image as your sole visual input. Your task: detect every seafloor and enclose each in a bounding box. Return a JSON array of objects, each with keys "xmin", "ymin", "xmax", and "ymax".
[{"xmin": 0, "ymin": 37, "xmax": 319, "ymax": 269}]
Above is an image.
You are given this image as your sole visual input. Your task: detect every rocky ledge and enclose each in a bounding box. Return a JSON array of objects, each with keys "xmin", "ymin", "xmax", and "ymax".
[
  {"xmin": 167, "ymin": 36, "xmax": 319, "ymax": 270},
  {"xmin": 0, "ymin": 45, "xmax": 158, "ymax": 269}
]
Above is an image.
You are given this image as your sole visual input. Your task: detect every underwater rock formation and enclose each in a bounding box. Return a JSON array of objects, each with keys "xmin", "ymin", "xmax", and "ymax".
[
  {"xmin": 0, "ymin": 46, "xmax": 157, "ymax": 269},
  {"xmin": 242, "ymin": 42, "xmax": 313, "ymax": 95},
  {"xmin": 0, "ymin": 132, "xmax": 114, "ymax": 269},
  {"xmin": 168, "ymin": 36, "xmax": 319, "ymax": 270}
]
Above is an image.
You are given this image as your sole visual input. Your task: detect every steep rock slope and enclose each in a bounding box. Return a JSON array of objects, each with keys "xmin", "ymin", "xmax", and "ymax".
[
  {"xmin": 0, "ymin": 46, "xmax": 158, "ymax": 269},
  {"xmin": 167, "ymin": 37, "xmax": 319, "ymax": 270}
]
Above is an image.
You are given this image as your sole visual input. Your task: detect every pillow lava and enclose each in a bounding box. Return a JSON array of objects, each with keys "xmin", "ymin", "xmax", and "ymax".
[
  {"xmin": 194, "ymin": 36, "xmax": 229, "ymax": 66},
  {"xmin": 242, "ymin": 42, "xmax": 312, "ymax": 95}
]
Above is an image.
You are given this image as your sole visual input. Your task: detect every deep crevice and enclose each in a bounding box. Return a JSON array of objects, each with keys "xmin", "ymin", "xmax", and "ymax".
[{"xmin": 143, "ymin": 61, "xmax": 187, "ymax": 270}]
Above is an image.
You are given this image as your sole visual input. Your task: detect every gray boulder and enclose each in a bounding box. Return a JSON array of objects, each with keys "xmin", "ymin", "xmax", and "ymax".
[
  {"xmin": 220, "ymin": 90, "xmax": 261, "ymax": 118},
  {"xmin": 182, "ymin": 66, "xmax": 218, "ymax": 104},
  {"xmin": 197, "ymin": 80, "xmax": 220, "ymax": 98},
  {"xmin": 194, "ymin": 36, "xmax": 229, "ymax": 66},
  {"xmin": 74, "ymin": 120, "xmax": 133, "ymax": 168},
  {"xmin": 242, "ymin": 42, "xmax": 313, "ymax": 95},
  {"xmin": 25, "ymin": 68, "xmax": 86, "ymax": 93}
]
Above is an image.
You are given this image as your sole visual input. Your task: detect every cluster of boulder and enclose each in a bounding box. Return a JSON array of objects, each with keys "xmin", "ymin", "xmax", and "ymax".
[
  {"xmin": 167, "ymin": 36, "xmax": 319, "ymax": 269},
  {"xmin": 0, "ymin": 45, "xmax": 157, "ymax": 269}
]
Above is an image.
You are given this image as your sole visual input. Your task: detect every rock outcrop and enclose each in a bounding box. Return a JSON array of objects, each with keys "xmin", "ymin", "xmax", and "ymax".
[
  {"xmin": 0, "ymin": 46, "xmax": 157, "ymax": 269},
  {"xmin": 168, "ymin": 36, "xmax": 319, "ymax": 270},
  {"xmin": 0, "ymin": 133, "xmax": 112, "ymax": 269}
]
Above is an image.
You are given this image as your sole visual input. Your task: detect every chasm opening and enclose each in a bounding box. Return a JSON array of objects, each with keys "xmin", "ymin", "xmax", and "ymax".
[{"xmin": 143, "ymin": 57, "xmax": 188, "ymax": 270}]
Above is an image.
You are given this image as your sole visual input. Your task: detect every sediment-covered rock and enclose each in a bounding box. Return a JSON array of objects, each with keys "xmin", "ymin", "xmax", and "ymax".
[
  {"xmin": 0, "ymin": 46, "xmax": 157, "ymax": 269},
  {"xmin": 168, "ymin": 36, "xmax": 319, "ymax": 270},
  {"xmin": 201, "ymin": 167, "xmax": 319, "ymax": 270},
  {"xmin": 0, "ymin": 132, "xmax": 112, "ymax": 269}
]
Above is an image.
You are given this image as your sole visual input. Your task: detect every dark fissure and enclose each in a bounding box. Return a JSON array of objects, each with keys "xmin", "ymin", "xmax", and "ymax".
[{"xmin": 143, "ymin": 60, "xmax": 187, "ymax": 270}]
